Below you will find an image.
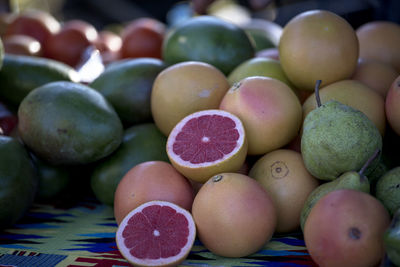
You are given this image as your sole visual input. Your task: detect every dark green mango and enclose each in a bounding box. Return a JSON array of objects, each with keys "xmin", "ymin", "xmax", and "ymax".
[
  {"xmin": 18, "ymin": 81, "xmax": 123, "ymax": 165},
  {"xmin": 90, "ymin": 123, "xmax": 169, "ymax": 205},
  {"xmin": 0, "ymin": 54, "xmax": 80, "ymax": 108},
  {"xmin": 90, "ymin": 58, "xmax": 166, "ymax": 127},
  {"xmin": 0, "ymin": 135, "xmax": 37, "ymax": 229}
]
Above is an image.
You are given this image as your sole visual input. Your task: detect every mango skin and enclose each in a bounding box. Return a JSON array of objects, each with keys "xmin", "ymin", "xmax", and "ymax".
[
  {"xmin": 301, "ymin": 100, "xmax": 382, "ymax": 180},
  {"xmin": 0, "ymin": 135, "xmax": 37, "ymax": 229},
  {"xmin": 384, "ymin": 208, "xmax": 400, "ymax": 266},
  {"xmin": 18, "ymin": 81, "xmax": 124, "ymax": 165}
]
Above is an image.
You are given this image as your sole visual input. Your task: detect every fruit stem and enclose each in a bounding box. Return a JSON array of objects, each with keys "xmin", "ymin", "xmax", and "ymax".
[
  {"xmin": 358, "ymin": 148, "xmax": 380, "ymax": 176},
  {"xmin": 315, "ymin": 80, "xmax": 322, "ymax": 107},
  {"xmin": 212, "ymin": 175, "xmax": 223, "ymax": 182}
]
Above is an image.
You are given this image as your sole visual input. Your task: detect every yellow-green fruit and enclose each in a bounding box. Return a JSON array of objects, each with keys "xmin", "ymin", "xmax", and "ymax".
[
  {"xmin": 219, "ymin": 76, "xmax": 302, "ymax": 155},
  {"xmin": 384, "ymin": 208, "xmax": 400, "ymax": 266},
  {"xmin": 302, "ymin": 79, "xmax": 386, "ymax": 136},
  {"xmin": 301, "ymin": 100, "xmax": 382, "ymax": 180},
  {"xmin": 249, "ymin": 149, "xmax": 319, "ymax": 233},
  {"xmin": 279, "ymin": 10, "xmax": 359, "ymax": 90},
  {"xmin": 227, "ymin": 57, "xmax": 298, "ymax": 97},
  {"xmin": 376, "ymin": 167, "xmax": 400, "ymax": 216},
  {"xmin": 151, "ymin": 61, "xmax": 230, "ymax": 136}
]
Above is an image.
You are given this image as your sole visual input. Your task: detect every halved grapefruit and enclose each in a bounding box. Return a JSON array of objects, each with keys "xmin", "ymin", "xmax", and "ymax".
[
  {"xmin": 116, "ymin": 200, "xmax": 196, "ymax": 267},
  {"xmin": 166, "ymin": 109, "xmax": 248, "ymax": 183}
]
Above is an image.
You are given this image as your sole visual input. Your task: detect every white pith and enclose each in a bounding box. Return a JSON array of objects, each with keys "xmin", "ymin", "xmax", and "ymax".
[
  {"xmin": 167, "ymin": 109, "xmax": 246, "ymax": 168},
  {"xmin": 116, "ymin": 200, "xmax": 196, "ymax": 266}
]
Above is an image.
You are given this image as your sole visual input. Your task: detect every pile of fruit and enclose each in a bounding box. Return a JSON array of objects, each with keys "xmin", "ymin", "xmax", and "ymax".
[{"xmin": 1, "ymin": 6, "xmax": 400, "ymax": 267}]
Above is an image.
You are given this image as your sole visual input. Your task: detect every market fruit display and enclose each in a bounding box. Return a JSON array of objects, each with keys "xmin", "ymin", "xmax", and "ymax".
[
  {"xmin": 1, "ymin": 5, "xmax": 400, "ymax": 266},
  {"xmin": 116, "ymin": 200, "xmax": 196, "ymax": 266}
]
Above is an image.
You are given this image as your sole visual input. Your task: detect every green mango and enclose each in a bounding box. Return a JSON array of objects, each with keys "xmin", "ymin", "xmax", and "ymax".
[
  {"xmin": 90, "ymin": 58, "xmax": 166, "ymax": 127},
  {"xmin": 0, "ymin": 54, "xmax": 79, "ymax": 108},
  {"xmin": 376, "ymin": 167, "xmax": 400, "ymax": 216},
  {"xmin": 90, "ymin": 123, "xmax": 169, "ymax": 206},
  {"xmin": 17, "ymin": 81, "xmax": 123, "ymax": 165},
  {"xmin": 0, "ymin": 135, "xmax": 37, "ymax": 228}
]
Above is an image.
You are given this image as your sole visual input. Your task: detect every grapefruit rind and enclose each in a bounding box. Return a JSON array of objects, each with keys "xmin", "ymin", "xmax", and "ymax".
[
  {"xmin": 166, "ymin": 109, "xmax": 248, "ymax": 183},
  {"xmin": 116, "ymin": 200, "xmax": 196, "ymax": 267}
]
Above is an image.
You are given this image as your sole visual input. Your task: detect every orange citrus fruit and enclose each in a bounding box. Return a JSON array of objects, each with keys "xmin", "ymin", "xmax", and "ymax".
[
  {"xmin": 166, "ymin": 109, "xmax": 248, "ymax": 183},
  {"xmin": 113, "ymin": 161, "xmax": 195, "ymax": 225},
  {"xmin": 191, "ymin": 172, "xmax": 277, "ymax": 257},
  {"xmin": 151, "ymin": 61, "xmax": 230, "ymax": 136},
  {"xmin": 248, "ymin": 149, "xmax": 319, "ymax": 233},
  {"xmin": 219, "ymin": 76, "xmax": 302, "ymax": 155},
  {"xmin": 302, "ymin": 79, "xmax": 386, "ymax": 136},
  {"xmin": 279, "ymin": 10, "xmax": 359, "ymax": 90},
  {"xmin": 356, "ymin": 21, "xmax": 400, "ymax": 73},
  {"xmin": 116, "ymin": 200, "xmax": 196, "ymax": 267}
]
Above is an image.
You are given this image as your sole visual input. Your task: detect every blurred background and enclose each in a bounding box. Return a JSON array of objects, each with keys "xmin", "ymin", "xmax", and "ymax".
[{"xmin": 0, "ymin": 0, "xmax": 399, "ymax": 30}]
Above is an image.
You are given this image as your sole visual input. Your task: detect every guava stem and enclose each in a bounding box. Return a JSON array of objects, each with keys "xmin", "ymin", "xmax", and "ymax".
[
  {"xmin": 315, "ymin": 80, "xmax": 322, "ymax": 107},
  {"xmin": 358, "ymin": 148, "xmax": 380, "ymax": 176}
]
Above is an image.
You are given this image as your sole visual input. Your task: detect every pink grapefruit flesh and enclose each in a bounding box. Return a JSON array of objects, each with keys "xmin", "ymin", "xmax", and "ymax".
[
  {"xmin": 167, "ymin": 109, "xmax": 248, "ymax": 183},
  {"xmin": 116, "ymin": 200, "xmax": 196, "ymax": 267}
]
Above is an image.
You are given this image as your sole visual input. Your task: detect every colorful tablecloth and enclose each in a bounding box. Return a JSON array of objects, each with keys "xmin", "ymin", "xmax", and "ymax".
[{"xmin": 0, "ymin": 195, "xmax": 317, "ymax": 267}]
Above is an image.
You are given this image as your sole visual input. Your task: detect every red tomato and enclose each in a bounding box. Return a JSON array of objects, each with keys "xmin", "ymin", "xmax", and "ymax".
[
  {"xmin": 44, "ymin": 19, "xmax": 98, "ymax": 67},
  {"xmin": 0, "ymin": 102, "xmax": 18, "ymax": 136},
  {"xmin": 120, "ymin": 17, "xmax": 166, "ymax": 59},
  {"xmin": 0, "ymin": 13, "xmax": 16, "ymax": 37},
  {"xmin": 5, "ymin": 9, "xmax": 60, "ymax": 46},
  {"xmin": 3, "ymin": 34, "xmax": 42, "ymax": 56},
  {"xmin": 94, "ymin": 30, "xmax": 122, "ymax": 64}
]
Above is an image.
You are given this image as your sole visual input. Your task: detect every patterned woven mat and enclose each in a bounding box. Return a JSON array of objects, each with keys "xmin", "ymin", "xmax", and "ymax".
[{"xmin": 0, "ymin": 196, "xmax": 317, "ymax": 267}]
